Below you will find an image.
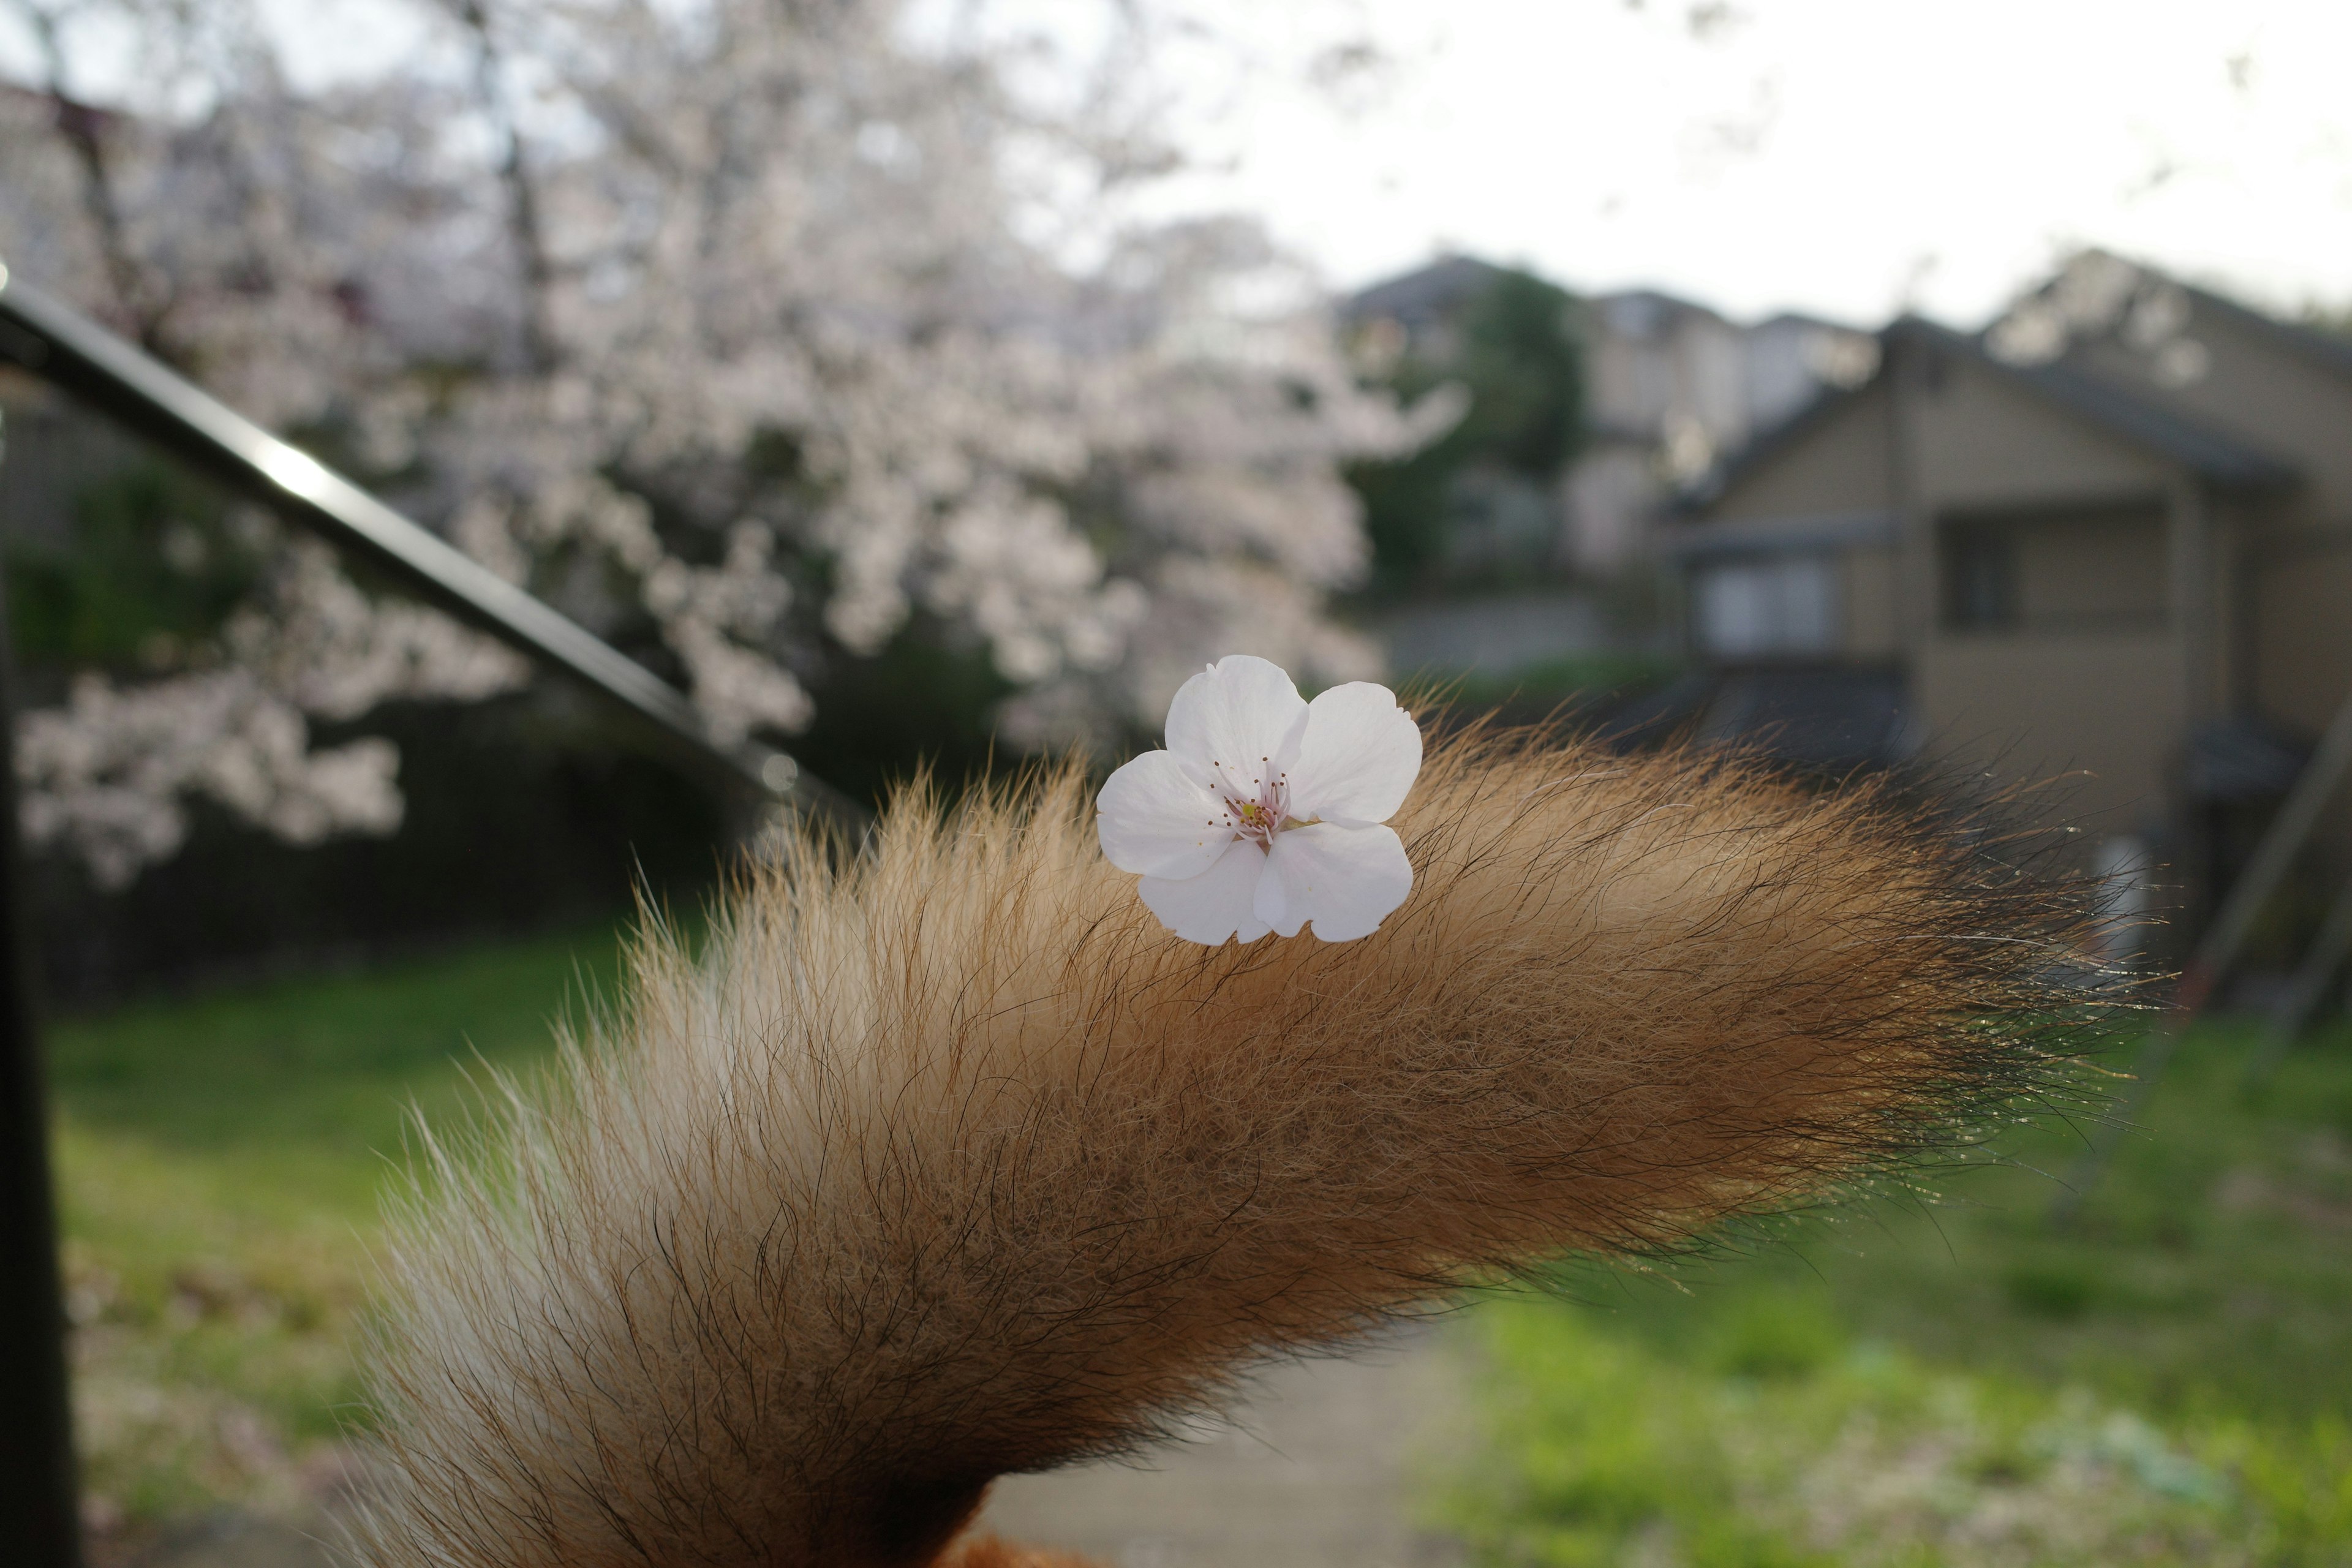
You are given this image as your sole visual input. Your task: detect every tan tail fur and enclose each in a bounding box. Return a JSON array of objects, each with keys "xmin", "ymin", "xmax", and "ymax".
[{"xmin": 341, "ymin": 727, "xmax": 2098, "ymax": 1567}]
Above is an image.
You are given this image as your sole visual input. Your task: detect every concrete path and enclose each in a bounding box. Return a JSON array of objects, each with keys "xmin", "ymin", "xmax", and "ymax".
[
  {"xmin": 978, "ymin": 1327, "xmax": 1472, "ymax": 1568},
  {"xmin": 117, "ymin": 1512, "xmax": 330, "ymax": 1568},
  {"xmin": 124, "ymin": 1329, "xmax": 1474, "ymax": 1568}
]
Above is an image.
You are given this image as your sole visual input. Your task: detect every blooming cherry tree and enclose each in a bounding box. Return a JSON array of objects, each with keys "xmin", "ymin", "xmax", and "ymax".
[
  {"xmin": 0, "ymin": 0, "xmax": 1444, "ymax": 886},
  {"xmin": 1096, "ymin": 654, "xmax": 1420, "ymax": 944}
]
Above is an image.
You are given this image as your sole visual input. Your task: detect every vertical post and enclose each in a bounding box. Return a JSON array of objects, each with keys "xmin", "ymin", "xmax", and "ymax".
[{"xmin": 0, "ymin": 412, "xmax": 85, "ymax": 1560}]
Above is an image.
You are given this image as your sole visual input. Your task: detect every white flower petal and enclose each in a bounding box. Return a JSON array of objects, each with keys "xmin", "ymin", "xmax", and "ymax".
[
  {"xmin": 1097, "ymin": 749, "xmax": 1240, "ymax": 878},
  {"xmin": 1253, "ymin": 823, "xmax": 1412, "ymax": 943},
  {"xmin": 1140, "ymin": 838, "xmax": 1273, "ymax": 946},
  {"xmin": 1164, "ymin": 654, "xmax": 1308, "ymax": 802},
  {"xmin": 1285, "ymin": 682, "xmax": 1422, "ymax": 827}
]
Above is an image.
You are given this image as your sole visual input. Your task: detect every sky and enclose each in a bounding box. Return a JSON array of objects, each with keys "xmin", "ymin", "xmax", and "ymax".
[
  {"xmin": 7, "ymin": 0, "xmax": 2351, "ymax": 330},
  {"xmin": 1115, "ymin": 0, "xmax": 2352, "ymax": 327}
]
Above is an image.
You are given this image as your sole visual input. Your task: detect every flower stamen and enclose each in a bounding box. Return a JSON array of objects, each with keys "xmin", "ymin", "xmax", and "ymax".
[{"xmin": 1227, "ymin": 779, "xmax": 1296, "ymax": 848}]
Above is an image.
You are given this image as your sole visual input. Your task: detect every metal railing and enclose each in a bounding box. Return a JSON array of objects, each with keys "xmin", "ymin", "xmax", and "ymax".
[
  {"xmin": 0, "ymin": 267, "xmax": 865, "ymax": 821},
  {"xmin": 0, "ymin": 262, "xmax": 861, "ymax": 1564}
]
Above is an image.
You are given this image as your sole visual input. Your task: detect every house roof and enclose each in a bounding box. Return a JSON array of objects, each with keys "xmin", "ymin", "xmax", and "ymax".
[
  {"xmin": 1752, "ymin": 308, "xmax": 1852, "ymax": 330},
  {"xmin": 1671, "ymin": 377, "xmax": 1871, "ymax": 514},
  {"xmin": 1599, "ymin": 665, "xmax": 1915, "ymax": 769},
  {"xmin": 1678, "ymin": 312, "xmax": 2301, "ymax": 514},
  {"xmin": 2030, "ymin": 249, "xmax": 2352, "ymax": 388},
  {"xmin": 2176, "ymin": 279, "xmax": 2352, "ymax": 386},
  {"xmin": 1693, "ymin": 665, "xmax": 1915, "ymax": 769},
  {"xmin": 1343, "ymin": 255, "xmax": 1509, "ymax": 328},
  {"xmin": 1895, "ymin": 317, "xmax": 2300, "ymax": 492}
]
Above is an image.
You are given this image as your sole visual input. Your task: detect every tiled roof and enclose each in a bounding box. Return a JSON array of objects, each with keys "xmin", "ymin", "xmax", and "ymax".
[
  {"xmin": 1599, "ymin": 665, "xmax": 1913, "ymax": 769},
  {"xmin": 2178, "ymin": 282, "xmax": 2352, "ymax": 385},
  {"xmin": 1680, "ymin": 312, "xmax": 2302, "ymax": 511},
  {"xmin": 1897, "ymin": 317, "xmax": 2300, "ymax": 492}
]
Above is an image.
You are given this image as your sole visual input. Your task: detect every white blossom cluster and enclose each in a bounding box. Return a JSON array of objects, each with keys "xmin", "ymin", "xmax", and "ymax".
[
  {"xmin": 0, "ymin": 0, "xmax": 1444, "ymax": 884},
  {"xmin": 7, "ymin": 521, "xmax": 530, "ymax": 887}
]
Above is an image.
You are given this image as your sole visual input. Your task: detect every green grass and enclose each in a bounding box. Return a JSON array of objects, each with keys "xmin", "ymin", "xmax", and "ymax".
[
  {"xmin": 1436, "ymin": 1021, "xmax": 2352, "ymax": 1566},
  {"xmin": 54, "ymin": 927, "xmax": 632, "ymax": 1212},
  {"xmin": 49, "ymin": 924, "xmax": 627, "ymax": 1529}
]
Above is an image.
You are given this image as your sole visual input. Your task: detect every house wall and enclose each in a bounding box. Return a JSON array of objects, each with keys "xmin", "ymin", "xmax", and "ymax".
[
  {"xmin": 1709, "ymin": 380, "xmax": 1894, "ymax": 519},
  {"xmin": 1585, "ymin": 296, "xmax": 1750, "ymax": 447},
  {"xmin": 1917, "ymin": 632, "xmax": 2182, "ymax": 831},
  {"xmin": 2250, "ymin": 539, "xmax": 2352, "ymax": 734},
  {"xmin": 1901, "ymin": 353, "xmax": 2195, "ymax": 817},
  {"xmin": 2019, "ymin": 510, "xmax": 2169, "ymax": 627},
  {"xmin": 1560, "ymin": 440, "xmax": 1656, "ymax": 574},
  {"xmin": 1843, "ymin": 544, "xmax": 1901, "ymax": 658},
  {"xmin": 1935, "ymin": 503, "xmax": 2169, "ymax": 631},
  {"xmin": 1567, "ymin": 295, "xmax": 1763, "ymax": 573},
  {"xmin": 1913, "ymin": 355, "xmax": 2174, "ymax": 510},
  {"xmin": 2068, "ymin": 303, "xmax": 2352, "ymax": 746}
]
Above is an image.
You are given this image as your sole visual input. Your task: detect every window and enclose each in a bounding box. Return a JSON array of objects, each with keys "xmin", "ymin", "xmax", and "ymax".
[
  {"xmin": 1939, "ymin": 506, "xmax": 2166, "ymax": 633},
  {"xmin": 1692, "ymin": 555, "xmax": 1839, "ymax": 657},
  {"xmin": 1942, "ymin": 525, "xmax": 2018, "ymax": 629}
]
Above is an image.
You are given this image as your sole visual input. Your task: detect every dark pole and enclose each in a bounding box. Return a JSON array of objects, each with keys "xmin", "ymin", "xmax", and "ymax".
[{"xmin": 0, "ymin": 413, "xmax": 85, "ymax": 1562}]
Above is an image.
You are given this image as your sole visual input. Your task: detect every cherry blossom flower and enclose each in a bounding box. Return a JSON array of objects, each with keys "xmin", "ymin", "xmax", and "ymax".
[{"xmin": 1096, "ymin": 654, "xmax": 1421, "ymax": 944}]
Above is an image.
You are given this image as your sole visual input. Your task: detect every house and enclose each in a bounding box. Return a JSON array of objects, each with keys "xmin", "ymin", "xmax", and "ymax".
[
  {"xmin": 1343, "ymin": 257, "xmax": 1877, "ymax": 585},
  {"xmin": 1668, "ymin": 252, "xmax": 2352, "ymax": 928},
  {"xmin": 1566, "ymin": 292, "xmax": 1874, "ymax": 576}
]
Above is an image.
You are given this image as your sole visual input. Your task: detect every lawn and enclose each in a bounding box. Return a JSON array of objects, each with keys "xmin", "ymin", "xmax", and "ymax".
[
  {"xmin": 40, "ymin": 928, "xmax": 2352, "ymax": 1564},
  {"xmin": 48, "ymin": 923, "xmax": 630, "ymax": 1532},
  {"xmin": 1436, "ymin": 1019, "xmax": 2352, "ymax": 1567}
]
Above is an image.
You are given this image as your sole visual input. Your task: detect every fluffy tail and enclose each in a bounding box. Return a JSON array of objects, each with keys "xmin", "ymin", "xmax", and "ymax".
[{"xmin": 343, "ymin": 729, "xmax": 2097, "ymax": 1568}]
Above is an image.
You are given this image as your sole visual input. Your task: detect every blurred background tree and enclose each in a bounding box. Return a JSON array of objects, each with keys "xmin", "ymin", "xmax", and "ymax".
[{"xmin": 1343, "ymin": 260, "xmax": 1583, "ymax": 597}]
